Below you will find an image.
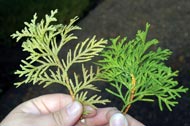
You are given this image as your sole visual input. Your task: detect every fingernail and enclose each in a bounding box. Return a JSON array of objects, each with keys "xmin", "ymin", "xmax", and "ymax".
[
  {"xmin": 66, "ymin": 101, "xmax": 81, "ymax": 116},
  {"xmin": 110, "ymin": 113, "xmax": 128, "ymax": 126}
]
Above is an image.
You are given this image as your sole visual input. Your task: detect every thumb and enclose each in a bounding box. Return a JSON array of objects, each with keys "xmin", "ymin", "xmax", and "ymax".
[
  {"xmin": 35, "ymin": 101, "xmax": 83, "ymax": 126},
  {"xmin": 110, "ymin": 113, "xmax": 128, "ymax": 126}
]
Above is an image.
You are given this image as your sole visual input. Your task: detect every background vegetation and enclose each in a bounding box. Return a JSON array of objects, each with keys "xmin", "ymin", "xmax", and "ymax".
[{"xmin": 0, "ymin": 0, "xmax": 101, "ymax": 95}]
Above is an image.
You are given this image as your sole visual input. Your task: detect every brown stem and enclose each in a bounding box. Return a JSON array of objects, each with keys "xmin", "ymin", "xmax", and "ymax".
[{"xmin": 124, "ymin": 74, "xmax": 136, "ymax": 114}]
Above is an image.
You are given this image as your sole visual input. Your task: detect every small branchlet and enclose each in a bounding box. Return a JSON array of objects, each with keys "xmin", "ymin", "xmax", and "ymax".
[{"xmin": 97, "ymin": 23, "xmax": 188, "ymax": 114}]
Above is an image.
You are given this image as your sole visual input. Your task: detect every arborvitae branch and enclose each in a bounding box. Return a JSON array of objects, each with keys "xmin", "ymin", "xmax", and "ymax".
[
  {"xmin": 97, "ymin": 23, "xmax": 188, "ymax": 113},
  {"xmin": 12, "ymin": 9, "xmax": 109, "ymax": 108}
]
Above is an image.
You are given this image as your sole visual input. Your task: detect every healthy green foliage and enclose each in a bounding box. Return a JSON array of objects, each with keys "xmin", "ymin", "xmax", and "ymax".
[
  {"xmin": 97, "ymin": 23, "xmax": 188, "ymax": 113},
  {"xmin": 11, "ymin": 9, "xmax": 109, "ymax": 108}
]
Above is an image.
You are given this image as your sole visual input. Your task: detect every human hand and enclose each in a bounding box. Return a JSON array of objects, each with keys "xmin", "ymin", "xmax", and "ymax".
[
  {"xmin": 0, "ymin": 93, "xmax": 144, "ymax": 126},
  {"xmin": 79, "ymin": 107, "xmax": 145, "ymax": 126}
]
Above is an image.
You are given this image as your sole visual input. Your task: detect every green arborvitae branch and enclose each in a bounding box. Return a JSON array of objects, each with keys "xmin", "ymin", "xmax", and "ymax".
[
  {"xmin": 97, "ymin": 23, "xmax": 188, "ymax": 114},
  {"xmin": 11, "ymin": 9, "xmax": 109, "ymax": 107}
]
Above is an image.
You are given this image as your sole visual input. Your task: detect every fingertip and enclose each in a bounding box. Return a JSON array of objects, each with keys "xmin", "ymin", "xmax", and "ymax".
[
  {"xmin": 66, "ymin": 101, "xmax": 83, "ymax": 116},
  {"xmin": 110, "ymin": 113, "xmax": 128, "ymax": 126},
  {"xmin": 106, "ymin": 107, "xmax": 120, "ymax": 120},
  {"xmin": 48, "ymin": 101, "xmax": 83, "ymax": 126},
  {"xmin": 82, "ymin": 107, "xmax": 119, "ymax": 125},
  {"xmin": 125, "ymin": 114, "xmax": 145, "ymax": 126}
]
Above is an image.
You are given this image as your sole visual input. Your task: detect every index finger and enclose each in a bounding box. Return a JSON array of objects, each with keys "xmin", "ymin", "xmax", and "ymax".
[
  {"xmin": 80, "ymin": 107, "xmax": 120, "ymax": 126},
  {"xmin": 16, "ymin": 93, "xmax": 73, "ymax": 114}
]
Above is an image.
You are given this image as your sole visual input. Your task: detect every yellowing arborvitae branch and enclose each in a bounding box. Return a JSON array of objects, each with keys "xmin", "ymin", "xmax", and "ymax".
[{"xmin": 11, "ymin": 9, "xmax": 109, "ymax": 108}]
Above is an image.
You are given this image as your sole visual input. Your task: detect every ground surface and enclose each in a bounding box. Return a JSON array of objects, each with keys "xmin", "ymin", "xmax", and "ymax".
[{"xmin": 0, "ymin": 0, "xmax": 190, "ymax": 126}]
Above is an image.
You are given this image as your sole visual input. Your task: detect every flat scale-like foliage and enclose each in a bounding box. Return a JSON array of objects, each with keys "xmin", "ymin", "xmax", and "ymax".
[
  {"xmin": 12, "ymin": 9, "xmax": 188, "ymax": 116},
  {"xmin": 97, "ymin": 23, "xmax": 188, "ymax": 114},
  {"xmin": 11, "ymin": 9, "xmax": 109, "ymax": 108}
]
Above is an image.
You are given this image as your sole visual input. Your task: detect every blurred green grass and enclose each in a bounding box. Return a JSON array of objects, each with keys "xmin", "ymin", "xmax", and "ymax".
[
  {"xmin": 0, "ymin": 0, "xmax": 101, "ymax": 94},
  {"xmin": 0, "ymin": 0, "xmax": 99, "ymax": 46}
]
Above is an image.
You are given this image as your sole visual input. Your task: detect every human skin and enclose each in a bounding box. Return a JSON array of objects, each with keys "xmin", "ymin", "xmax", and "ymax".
[{"xmin": 0, "ymin": 93, "xmax": 144, "ymax": 126}]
